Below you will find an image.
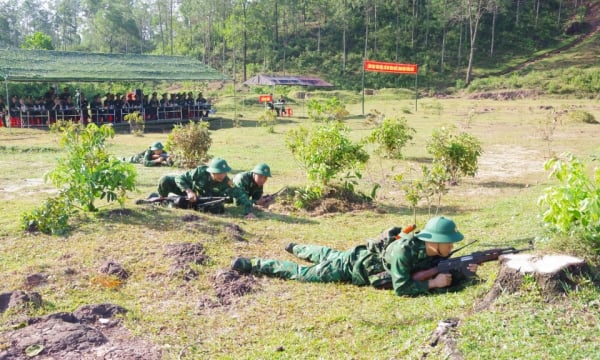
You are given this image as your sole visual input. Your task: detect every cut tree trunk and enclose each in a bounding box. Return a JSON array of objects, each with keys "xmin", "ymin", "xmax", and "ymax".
[{"xmin": 475, "ymin": 253, "xmax": 589, "ymax": 311}]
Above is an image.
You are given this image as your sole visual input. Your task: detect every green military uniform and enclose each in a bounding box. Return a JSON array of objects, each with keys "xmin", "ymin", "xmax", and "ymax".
[
  {"xmin": 123, "ymin": 141, "xmax": 169, "ymax": 167},
  {"xmin": 234, "ymin": 216, "xmax": 467, "ymax": 296},
  {"xmin": 232, "ymin": 171, "xmax": 264, "ymax": 203},
  {"xmin": 157, "ymin": 160, "xmax": 253, "ymax": 214}
]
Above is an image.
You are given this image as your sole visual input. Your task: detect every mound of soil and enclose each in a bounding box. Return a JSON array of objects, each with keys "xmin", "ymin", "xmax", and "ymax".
[
  {"xmin": 0, "ymin": 303, "xmax": 161, "ymax": 360},
  {"xmin": 164, "ymin": 242, "xmax": 209, "ymax": 280},
  {"xmin": 270, "ymin": 186, "xmax": 375, "ymax": 216},
  {"xmin": 196, "ymin": 270, "xmax": 260, "ymax": 309}
]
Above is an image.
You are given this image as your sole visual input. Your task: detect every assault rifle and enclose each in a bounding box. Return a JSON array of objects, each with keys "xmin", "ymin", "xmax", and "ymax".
[
  {"xmin": 411, "ymin": 243, "xmax": 533, "ymax": 282},
  {"xmin": 256, "ymin": 186, "xmax": 287, "ymax": 207},
  {"xmin": 136, "ymin": 195, "xmax": 230, "ymax": 210}
]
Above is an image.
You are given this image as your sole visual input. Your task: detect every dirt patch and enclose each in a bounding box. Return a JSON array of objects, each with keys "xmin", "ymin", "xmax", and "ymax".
[
  {"xmin": 467, "ymin": 89, "xmax": 541, "ymax": 100},
  {"xmin": 224, "ymin": 223, "xmax": 245, "ymax": 241},
  {"xmin": 269, "ymin": 186, "xmax": 375, "ymax": 216},
  {"xmin": 98, "ymin": 261, "xmax": 129, "ymax": 280},
  {"xmin": 164, "ymin": 242, "xmax": 209, "ymax": 280},
  {"xmin": 0, "ymin": 303, "xmax": 161, "ymax": 360},
  {"xmin": 197, "ymin": 269, "xmax": 260, "ymax": 309}
]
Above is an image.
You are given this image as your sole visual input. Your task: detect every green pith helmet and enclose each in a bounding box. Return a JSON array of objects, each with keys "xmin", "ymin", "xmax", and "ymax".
[
  {"xmin": 207, "ymin": 158, "xmax": 232, "ymax": 173},
  {"xmin": 416, "ymin": 216, "xmax": 464, "ymax": 243},
  {"xmin": 150, "ymin": 141, "xmax": 164, "ymax": 151},
  {"xmin": 252, "ymin": 163, "xmax": 272, "ymax": 177}
]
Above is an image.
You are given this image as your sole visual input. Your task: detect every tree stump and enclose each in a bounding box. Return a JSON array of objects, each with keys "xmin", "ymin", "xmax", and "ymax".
[{"xmin": 475, "ymin": 254, "xmax": 589, "ymax": 311}]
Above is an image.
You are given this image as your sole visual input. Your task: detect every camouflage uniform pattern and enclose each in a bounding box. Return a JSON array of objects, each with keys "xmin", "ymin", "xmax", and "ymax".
[
  {"xmin": 124, "ymin": 149, "xmax": 168, "ymax": 167},
  {"xmin": 232, "ymin": 171, "xmax": 264, "ymax": 203},
  {"xmin": 249, "ymin": 230, "xmax": 442, "ymax": 296},
  {"xmin": 157, "ymin": 165, "xmax": 253, "ymax": 213}
]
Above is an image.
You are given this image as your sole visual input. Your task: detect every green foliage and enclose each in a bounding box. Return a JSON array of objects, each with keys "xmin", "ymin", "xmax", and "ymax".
[
  {"xmin": 257, "ymin": 109, "xmax": 277, "ymax": 133},
  {"xmin": 21, "ymin": 195, "xmax": 71, "ymax": 235},
  {"xmin": 166, "ymin": 121, "xmax": 212, "ymax": 168},
  {"xmin": 364, "ymin": 116, "xmax": 416, "ymax": 159},
  {"xmin": 45, "ymin": 123, "xmax": 137, "ymax": 212},
  {"xmin": 538, "ymin": 153, "xmax": 600, "ymax": 251},
  {"xmin": 396, "ymin": 163, "xmax": 450, "ymax": 219},
  {"xmin": 306, "ymin": 97, "xmax": 349, "ymax": 122},
  {"xmin": 293, "ymin": 185, "xmax": 324, "ymax": 209},
  {"xmin": 21, "ymin": 32, "xmax": 54, "ymax": 50},
  {"xmin": 124, "ymin": 111, "xmax": 145, "ymax": 135},
  {"xmin": 285, "ymin": 122, "xmax": 369, "ymax": 186},
  {"xmin": 426, "ymin": 126, "xmax": 483, "ymax": 184},
  {"xmin": 569, "ymin": 110, "xmax": 597, "ymax": 124}
]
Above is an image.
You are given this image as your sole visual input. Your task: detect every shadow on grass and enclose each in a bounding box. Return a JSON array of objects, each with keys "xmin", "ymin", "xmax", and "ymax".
[
  {"xmin": 404, "ymin": 156, "xmax": 432, "ymax": 164},
  {"xmin": 478, "ymin": 181, "xmax": 530, "ymax": 189},
  {"xmin": 375, "ymin": 203, "xmax": 470, "ymax": 218}
]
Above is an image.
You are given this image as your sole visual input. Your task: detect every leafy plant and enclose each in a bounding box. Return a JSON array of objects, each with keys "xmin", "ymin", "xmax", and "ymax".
[
  {"xmin": 124, "ymin": 111, "xmax": 145, "ymax": 136},
  {"xmin": 538, "ymin": 152, "xmax": 600, "ymax": 251},
  {"xmin": 364, "ymin": 116, "xmax": 416, "ymax": 159},
  {"xmin": 569, "ymin": 110, "xmax": 597, "ymax": 124},
  {"xmin": 426, "ymin": 126, "xmax": 482, "ymax": 185},
  {"xmin": 21, "ymin": 194, "xmax": 72, "ymax": 235},
  {"xmin": 45, "ymin": 122, "xmax": 137, "ymax": 212},
  {"xmin": 306, "ymin": 97, "xmax": 349, "ymax": 122},
  {"xmin": 293, "ymin": 185, "xmax": 324, "ymax": 209},
  {"xmin": 166, "ymin": 121, "xmax": 212, "ymax": 168},
  {"xmin": 285, "ymin": 122, "xmax": 369, "ymax": 186},
  {"xmin": 257, "ymin": 109, "xmax": 277, "ymax": 133},
  {"xmin": 396, "ymin": 163, "xmax": 450, "ymax": 220}
]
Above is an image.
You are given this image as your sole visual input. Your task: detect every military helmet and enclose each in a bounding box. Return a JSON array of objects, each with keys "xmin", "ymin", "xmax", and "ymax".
[
  {"xmin": 207, "ymin": 158, "xmax": 232, "ymax": 173},
  {"xmin": 252, "ymin": 163, "xmax": 272, "ymax": 177},
  {"xmin": 150, "ymin": 141, "xmax": 164, "ymax": 151},
  {"xmin": 415, "ymin": 216, "xmax": 464, "ymax": 243}
]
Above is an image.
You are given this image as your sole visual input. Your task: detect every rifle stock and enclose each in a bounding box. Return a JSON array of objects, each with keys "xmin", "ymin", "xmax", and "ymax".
[{"xmin": 411, "ymin": 246, "xmax": 531, "ymax": 282}]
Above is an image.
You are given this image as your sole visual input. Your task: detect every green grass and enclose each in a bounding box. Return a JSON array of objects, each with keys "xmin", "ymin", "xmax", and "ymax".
[{"xmin": 1, "ymin": 93, "xmax": 599, "ymax": 359}]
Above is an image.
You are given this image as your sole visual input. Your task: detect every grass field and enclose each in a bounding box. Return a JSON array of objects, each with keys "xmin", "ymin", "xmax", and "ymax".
[{"xmin": 1, "ymin": 93, "xmax": 599, "ymax": 359}]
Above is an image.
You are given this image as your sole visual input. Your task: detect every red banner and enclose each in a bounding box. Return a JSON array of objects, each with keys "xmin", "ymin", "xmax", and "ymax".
[
  {"xmin": 259, "ymin": 95, "xmax": 273, "ymax": 103},
  {"xmin": 364, "ymin": 60, "xmax": 418, "ymax": 74}
]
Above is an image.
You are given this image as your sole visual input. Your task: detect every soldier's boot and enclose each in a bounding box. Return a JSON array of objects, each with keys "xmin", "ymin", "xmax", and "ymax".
[
  {"xmin": 231, "ymin": 257, "xmax": 252, "ymax": 274},
  {"xmin": 285, "ymin": 243, "xmax": 297, "ymax": 254}
]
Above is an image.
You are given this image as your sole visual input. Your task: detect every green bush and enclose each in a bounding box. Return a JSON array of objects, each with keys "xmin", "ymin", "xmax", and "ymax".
[
  {"xmin": 569, "ymin": 110, "xmax": 598, "ymax": 124},
  {"xmin": 21, "ymin": 195, "xmax": 72, "ymax": 235},
  {"xmin": 538, "ymin": 153, "xmax": 600, "ymax": 252},
  {"xmin": 45, "ymin": 122, "xmax": 137, "ymax": 212},
  {"xmin": 364, "ymin": 116, "xmax": 415, "ymax": 159},
  {"xmin": 285, "ymin": 122, "xmax": 369, "ymax": 186},
  {"xmin": 306, "ymin": 97, "xmax": 349, "ymax": 122},
  {"xmin": 426, "ymin": 126, "xmax": 482, "ymax": 184},
  {"xmin": 166, "ymin": 121, "xmax": 212, "ymax": 168}
]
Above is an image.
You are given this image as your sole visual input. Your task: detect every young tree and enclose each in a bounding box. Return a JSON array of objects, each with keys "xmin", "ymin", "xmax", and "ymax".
[{"xmin": 426, "ymin": 125, "xmax": 482, "ymax": 184}]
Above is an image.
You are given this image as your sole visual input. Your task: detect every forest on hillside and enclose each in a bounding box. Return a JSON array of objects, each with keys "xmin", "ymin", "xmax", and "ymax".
[{"xmin": 0, "ymin": 0, "xmax": 594, "ymax": 90}]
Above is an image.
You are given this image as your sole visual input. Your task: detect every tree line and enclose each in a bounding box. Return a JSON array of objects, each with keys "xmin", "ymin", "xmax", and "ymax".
[{"xmin": 0, "ymin": 0, "xmax": 590, "ymax": 89}]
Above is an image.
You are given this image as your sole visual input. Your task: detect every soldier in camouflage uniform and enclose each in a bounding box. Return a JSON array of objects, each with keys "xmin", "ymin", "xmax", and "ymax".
[
  {"xmin": 156, "ymin": 157, "xmax": 255, "ymax": 216},
  {"xmin": 123, "ymin": 141, "xmax": 172, "ymax": 167},
  {"xmin": 231, "ymin": 216, "xmax": 478, "ymax": 296},
  {"xmin": 232, "ymin": 163, "xmax": 275, "ymax": 207}
]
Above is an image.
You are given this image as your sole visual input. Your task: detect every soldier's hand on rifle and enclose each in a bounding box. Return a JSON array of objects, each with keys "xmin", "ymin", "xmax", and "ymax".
[
  {"xmin": 185, "ymin": 189, "xmax": 197, "ymax": 202},
  {"xmin": 255, "ymin": 195, "xmax": 274, "ymax": 208},
  {"xmin": 467, "ymin": 263, "xmax": 478, "ymax": 273},
  {"xmin": 428, "ymin": 273, "xmax": 452, "ymax": 289}
]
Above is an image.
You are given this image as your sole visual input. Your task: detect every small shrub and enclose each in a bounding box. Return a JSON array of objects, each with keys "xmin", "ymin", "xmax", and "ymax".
[
  {"xmin": 285, "ymin": 122, "xmax": 369, "ymax": 185},
  {"xmin": 569, "ymin": 110, "xmax": 597, "ymax": 124},
  {"xmin": 364, "ymin": 116, "xmax": 416, "ymax": 159},
  {"xmin": 257, "ymin": 109, "xmax": 277, "ymax": 133},
  {"xmin": 538, "ymin": 152, "xmax": 600, "ymax": 252},
  {"xmin": 124, "ymin": 111, "xmax": 145, "ymax": 135},
  {"xmin": 21, "ymin": 194, "xmax": 72, "ymax": 235},
  {"xmin": 45, "ymin": 122, "xmax": 137, "ymax": 212},
  {"xmin": 426, "ymin": 125, "xmax": 482, "ymax": 185},
  {"xmin": 166, "ymin": 121, "xmax": 212, "ymax": 168},
  {"xmin": 306, "ymin": 97, "xmax": 349, "ymax": 122}
]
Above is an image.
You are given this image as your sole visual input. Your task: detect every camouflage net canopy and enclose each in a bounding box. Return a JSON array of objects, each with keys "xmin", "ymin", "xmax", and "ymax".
[{"xmin": 0, "ymin": 49, "xmax": 228, "ymax": 82}]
